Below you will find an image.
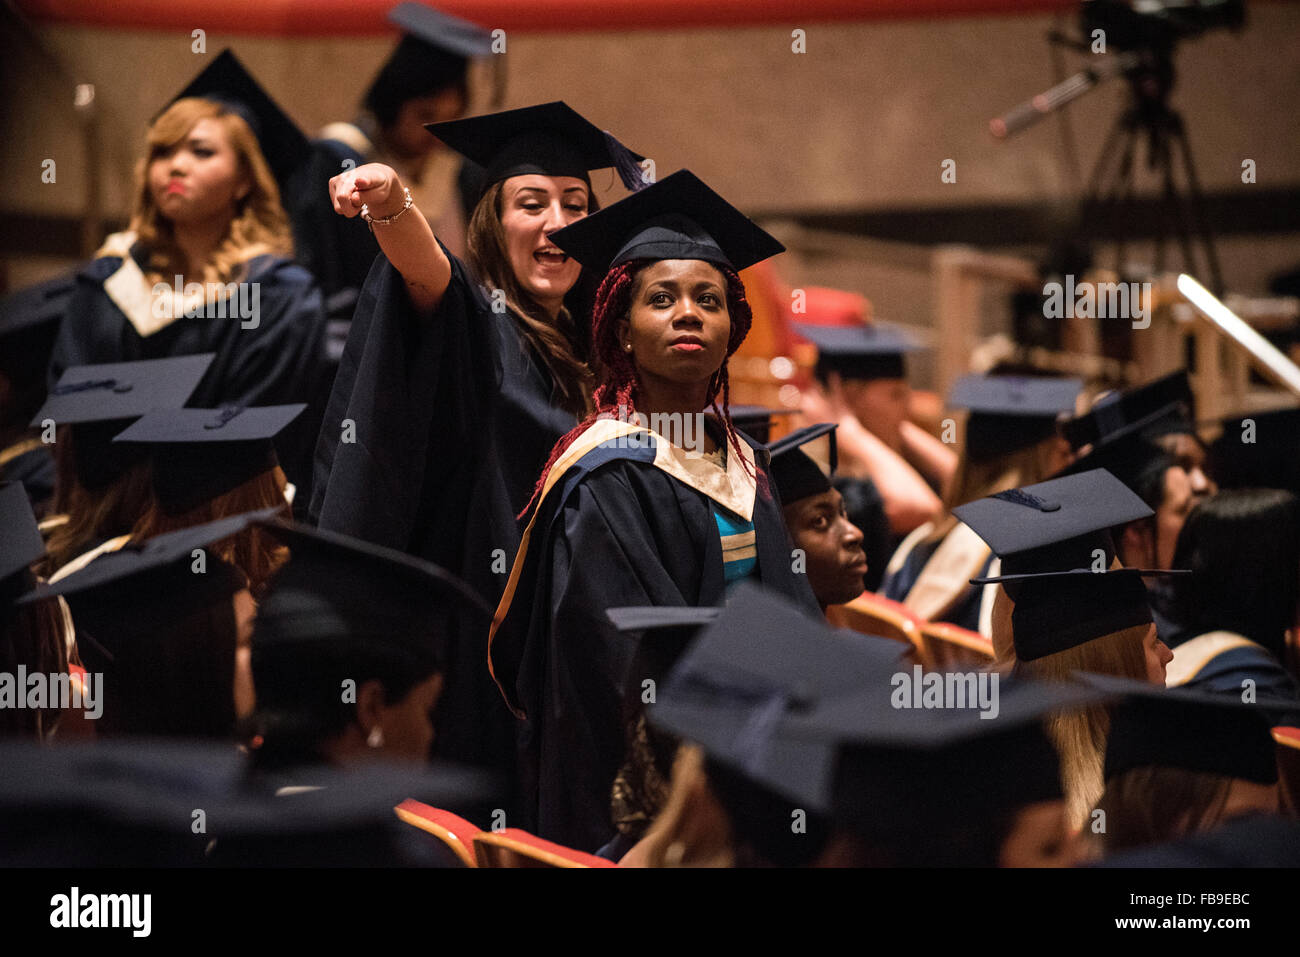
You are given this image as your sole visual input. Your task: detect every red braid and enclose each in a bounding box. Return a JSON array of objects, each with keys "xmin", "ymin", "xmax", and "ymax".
[{"xmin": 519, "ymin": 259, "xmax": 760, "ymax": 519}]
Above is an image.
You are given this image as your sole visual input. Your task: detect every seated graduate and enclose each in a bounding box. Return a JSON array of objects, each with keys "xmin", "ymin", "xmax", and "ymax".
[
  {"xmin": 955, "ymin": 468, "xmax": 1184, "ymax": 825},
  {"xmin": 247, "ymin": 521, "xmax": 493, "ymax": 773},
  {"xmin": 315, "ymin": 102, "xmax": 642, "ymax": 785},
  {"xmin": 765, "ymin": 423, "xmax": 870, "ymax": 613},
  {"xmin": 0, "ymin": 483, "xmax": 82, "ymax": 741},
  {"xmin": 0, "ymin": 295, "xmax": 63, "ymax": 518},
  {"xmin": 488, "ymin": 170, "xmax": 822, "ymax": 851},
  {"xmin": 881, "ymin": 374, "xmax": 1080, "ymax": 634},
  {"xmin": 1090, "ymin": 678, "xmax": 1283, "ymax": 856},
  {"xmin": 304, "ymin": 2, "xmax": 492, "ymax": 299},
  {"xmin": 632, "ymin": 584, "xmax": 905, "ymax": 867},
  {"xmin": 793, "ymin": 321, "xmax": 955, "ymax": 540},
  {"xmin": 814, "ymin": 679, "xmax": 1108, "ymax": 868},
  {"xmin": 47, "ymin": 52, "xmax": 328, "ymax": 496},
  {"xmin": 1157, "ymin": 489, "xmax": 1300, "ymax": 708},
  {"xmin": 34, "ymin": 355, "xmax": 214, "ymax": 579},
  {"xmin": 1063, "ymin": 370, "xmax": 1215, "ymax": 503},
  {"xmin": 112, "ymin": 404, "xmax": 301, "ymax": 596},
  {"xmin": 20, "ymin": 513, "xmax": 270, "ymax": 739},
  {"xmin": 602, "ymin": 605, "xmax": 719, "ymax": 862},
  {"xmin": 1208, "ymin": 406, "xmax": 1300, "ymax": 499}
]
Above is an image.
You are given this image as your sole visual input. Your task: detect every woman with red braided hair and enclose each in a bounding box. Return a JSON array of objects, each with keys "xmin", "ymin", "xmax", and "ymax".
[{"xmin": 488, "ymin": 171, "xmax": 821, "ymax": 853}]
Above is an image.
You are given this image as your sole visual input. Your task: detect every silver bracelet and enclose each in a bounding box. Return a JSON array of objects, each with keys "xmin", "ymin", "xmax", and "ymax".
[{"xmin": 361, "ymin": 186, "xmax": 414, "ymax": 226}]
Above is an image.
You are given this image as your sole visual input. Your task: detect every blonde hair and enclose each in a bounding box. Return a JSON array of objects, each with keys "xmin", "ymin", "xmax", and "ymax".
[
  {"xmin": 130, "ymin": 97, "xmax": 292, "ymax": 286},
  {"xmin": 630, "ymin": 745, "xmax": 736, "ymax": 868},
  {"xmin": 466, "ymin": 180, "xmax": 593, "ymax": 417},
  {"xmin": 1012, "ymin": 623, "xmax": 1151, "ymax": 827}
]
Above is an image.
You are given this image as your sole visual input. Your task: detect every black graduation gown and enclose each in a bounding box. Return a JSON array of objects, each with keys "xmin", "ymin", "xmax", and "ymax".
[
  {"xmin": 489, "ymin": 424, "xmax": 822, "ymax": 852},
  {"xmin": 47, "ymin": 245, "xmax": 328, "ymax": 500},
  {"xmin": 310, "ymin": 253, "xmax": 577, "ymax": 795}
]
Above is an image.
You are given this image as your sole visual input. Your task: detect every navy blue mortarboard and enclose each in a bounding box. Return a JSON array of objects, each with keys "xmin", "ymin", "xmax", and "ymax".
[
  {"xmin": 801, "ymin": 678, "xmax": 1108, "ymax": 848},
  {"xmin": 388, "ymin": 2, "xmax": 493, "ymax": 59},
  {"xmin": 166, "ymin": 50, "xmax": 310, "ymax": 192},
  {"xmin": 948, "ymin": 374, "xmax": 1081, "ymax": 459},
  {"xmin": 1062, "ymin": 370, "xmax": 1195, "ymax": 451},
  {"xmin": 548, "ymin": 169, "xmax": 784, "ymax": 274},
  {"xmin": 767, "ymin": 423, "xmax": 838, "ymax": 504},
  {"xmin": 1082, "ymin": 674, "xmax": 1282, "ymax": 785},
  {"xmin": 0, "ymin": 275, "xmax": 72, "ymax": 385},
  {"xmin": 253, "ymin": 520, "xmax": 492, "ymax": 659},
  {"xmin": 606, "ymin": 605, "xmax": 720, "ymax": 705},
  {"xmin": 428, "ymin": 100, "xmax": 645, "ymax": 194},
  {"xmin": 33, "ymin": 355, "xmax": 215, "ymax": 491},
  {"xmin": 113, "ymin": 404, "xmax": 304, "ymax": 515},
  {"xmin": 956, "ymin": 469, "xmax": 1189, "ymax": 659},
  {"xmin": 954, "ymin": 468, "xmax": 1152, "ymax": 575},
  {"xmin": 0, "ymin": 483, "xmax": 43, "ymax": 588},
  {"xmin": 792, "ymin": 321, "xmax": 925, "ymax": 382},
  {"xmin": 1056, "ymin": 424, "xmax": 1174, "ymax": 498},
  {"xmin": 647, "ymin": 583, "xmax": 906, "ymax": 812},
  {"xmin": 729, "ymin": 405, "xmax": 796, "ymax": 445}
]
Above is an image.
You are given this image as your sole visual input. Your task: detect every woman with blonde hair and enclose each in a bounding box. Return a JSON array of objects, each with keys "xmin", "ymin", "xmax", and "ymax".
[
  {"xmin": 47, "ymin": 53, "xmax": 327, "ymax": 497},
  {"xmin": 882, "ymin": 374, "xmax": 1079, "ymax": 634}
]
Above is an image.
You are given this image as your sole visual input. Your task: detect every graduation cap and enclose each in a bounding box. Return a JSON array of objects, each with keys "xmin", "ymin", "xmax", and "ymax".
[
  {"xmin": 954, "ymin": 468, "xmax": 1152, "ymax": 575},
  {"xmin": 547, "ymin": 169, "xmax": 783, "ymax": 274},
  {"xmin": 647, "ymin": 583, "xmax": 906, "ymax": 812},
  {"xmin": 0, "ymin": 483, "xmax": 44, "ymax": 590},
  {"xmin": 253, "ymin": 520, "xmax": 492, "ymax": 661},
  {"xmin": 956, "ymin": 469, "xmax": 1189, "ymax": 660},
  {"xmin": 802, "ymin": 678, "xmax": 1109, "ymax": 851},
  {"xmin": 113, "ymin": 404, "xmax": 305, "ymax": 515},
  {"xmin": 767, "ymin": 422, "xmax": 838, "ymax": 505},
  {"xmin": 0, "ymin": 738, "xmax": 493, "ymax": 867},
  {"xmin": 1061, "ymin": 370, "xmax": 1195, "ymax": 451},
  {"xmin": 1083, "ymin": 675, "xmax": 1283, "ymax": 785},
  {"xmin": 728, "ymin": 404, "xmax": 796, "ymax": 445},
  {"xmin": 33, "ymin": 355, "xmax": 216, "ymax": 491},
  {"xmin": 606, "ymin": 605, "xmax": 720, "ymax": 696},
  {"xmin": 791, "ymin": 321, "xmax": 925, "ymax": 382},
  {"xmin": 428, "ymin": 100, "xmax": 645, "ymax": 194},
  {"xmin": 948, "ymin": 374, "xmax": 1082, "ymax": 460},
  {"xmin": 0, "ymin": 275, "xmax": 72, "ymax": 384},
  {"xmin": 1056, "ymin": 421, "xmax": 1174, "ymax": 498},
  {"xmin": 166, "ymin": 50, "xmax": 311, "ymax": 192}
]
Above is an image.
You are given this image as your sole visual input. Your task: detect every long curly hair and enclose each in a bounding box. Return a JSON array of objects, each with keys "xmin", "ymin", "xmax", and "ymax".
[
  {"xmin": 521, "ymin": 258, "xmax": 755, "ymax": 519},
  {"xmin": 130, "ymin": 97, "xmax": 292, "ymax": 286}
]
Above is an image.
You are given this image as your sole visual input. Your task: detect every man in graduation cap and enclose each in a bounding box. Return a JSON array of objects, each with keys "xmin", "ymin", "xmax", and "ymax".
[
  {"xmin": 47, "ymin": 50, "xmax": 328, "ymax": 502},
  {"xmin": 766, "ymin": 423, "xmax": 874, "ymax": 612}
]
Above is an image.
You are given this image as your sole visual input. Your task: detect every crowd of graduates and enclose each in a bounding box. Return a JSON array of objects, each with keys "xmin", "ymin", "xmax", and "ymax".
[{"xmin": 2, "ymin": 3, "xmax": 1299, "ymax": 869}]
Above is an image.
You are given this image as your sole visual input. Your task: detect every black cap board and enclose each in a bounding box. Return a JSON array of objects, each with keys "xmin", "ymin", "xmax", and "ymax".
[
  {"xmin": 388, "ymin": 2, "xmax": 493, "ymax": 59},
  {"xmin": 33, "ymin": 354, "xmax": 216, "ymax": 491},
  {"xmin": 0, "ymin": 483, "xmax": 44, "ymax": 587},
  {"xmin": 948, "ymin": 374, "xmax": 1081, "ymax": 459},
  {"xmin": 728, "ymin": 405, "xmax": 796, "ymax": 445},
  {"xmin": 166, "ymin": 50, "xmax": 310, "ymax": 193},
  {"xmin": 427, "ymin": 100, "xmax": 644, "ymax": 194},
  {"xmin": 548, "ymin": 169, "xmax": 784, "ymax": 274},
  {"xmin": 953, "ymin": 468, "xmax": 1152, "ymax": 575},
  {"xmin": 1084, "ymin": 674, "xmax": 1283, "ymax": 785},
  {"xmin": 646, "ymin": 582, "xmax": 907, "ymax": 812},
  {"xmin": 253, "ymin": 520, "xmax": 492, "ymax": 659},
  {"xmin": 792, "ymin": 321, "xmax": 925, "ymax": 382},
  {"xmin": 1062, "ymin": 370, "xmax": 1195, "ymax": 451},
  {"xmin": 767, "ymin": 422, "xmax": 838, "ymax": 504},
  {"xmin": 1208, "ymin": 406, "xmax": 1300, "ymax": 497},
  {"xmin": 113, "ymin": 404, "xmax": 304, "ymax": 515}
]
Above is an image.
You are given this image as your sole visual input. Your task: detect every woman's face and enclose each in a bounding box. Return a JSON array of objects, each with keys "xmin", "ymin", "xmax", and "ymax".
[
  {"xmin": 232, "ymin": 588, "xmax": 257, "ymax": 721},
  {"xmin": 499, "ymin": 174, "xmax": 588, "ymax": 316},
  {"xmin": 1141, "ymin": 623, "xmax": 1174, "ymax": 685},
  {"xmin": 998, "ymin": 799, "xmax": 1072, "ymax": 867},
  {"xmin": 376, "ymin": 673, "xmax": 444, "ymax": 763},
  {"xmin": 620, "ymin": 259, "xmax": 732, "ymax": 398},
  {"xmin": 148, "ymin": 117, "xmax": 249, "ymax": 228}
]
